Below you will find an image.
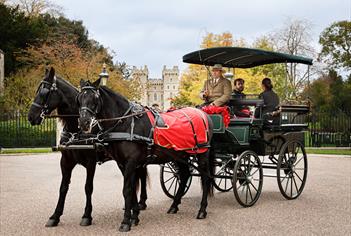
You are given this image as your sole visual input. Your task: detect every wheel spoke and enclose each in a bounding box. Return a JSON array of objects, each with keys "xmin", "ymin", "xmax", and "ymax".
[
  {"xmin": 249, "ymin": 182, "xmax": 259, "ymax": 192},
  {"xmin": 250, "ymin": 167, "xmax": 260, "ymax": 177},
  {"xmin": 164, "ymin": 176, "xmax": 175, "ymax": 184},
  {"xmin": 245, "ymin": 184, "xmax": 249, "ymax": 204},
  {"xmin": 290, "ymin": 173, "xmax": 293, "ymax": 197},
  {"xmin": 174, "ymin": 179, "xmax": 178, "ymax": 196},
  {"xmin": 294, "ymin": 168, "xmax": 305, "ymax": 171},
  {"xmin": 293, "ymin": 157, "xmax": 304, "ymax": 167},
  {"xmin": 167, "ymin": 177, "xmax": 176, "ymax": 193},
  {"xmin": 293, "ymin": 171, "xmax": 304, "ymax": 183},
  {"xmin": 284, "ymin": 177, "xmax": 290, "ymax": 193},
  {"xmin": 280, "ymin": 171, "xmax": 291, "ymax": 182},
  {"xmin": 292, "ymin": 175, "xmax": 299, "ymax": 194},
  {"xmin": 248, "ymin": 184, "xmax": 254, "ymax": 202},
  {"xmin": 217, "ymin": 176, "xmax": 223, "ymax": 186},
  {"xmin": 163, "ymin": 170, "xmax": 175, "ymax": 174}
]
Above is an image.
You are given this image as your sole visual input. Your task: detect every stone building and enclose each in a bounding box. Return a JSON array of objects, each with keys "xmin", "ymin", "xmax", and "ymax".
[
  {"xmin": 0, "ymin": 49, "xmax": 4, "ymax": 96},
  {"xmin": 131, "ymin": 65, "xmax": 180, "ymax": 110}
]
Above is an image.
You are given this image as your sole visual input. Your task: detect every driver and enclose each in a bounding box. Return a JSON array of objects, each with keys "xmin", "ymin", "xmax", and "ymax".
[{"xmin": 199, "ymin": 64, "xmax": 232, "ymax": 107}]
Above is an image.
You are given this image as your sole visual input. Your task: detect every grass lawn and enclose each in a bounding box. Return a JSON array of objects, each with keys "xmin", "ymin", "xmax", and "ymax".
[
  {"xmin": 306, "ymin": 148, "xmax": 351, "ymax": 155},
  {"xmin": 0, "ymin": 148, "xmax": 53, "ymax": 154}
]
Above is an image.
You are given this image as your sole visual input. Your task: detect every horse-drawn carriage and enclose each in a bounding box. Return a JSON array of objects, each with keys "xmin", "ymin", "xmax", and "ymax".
[
  {"xmin": 160, "ymin": 47, "xmax": 312, "ymax": 207},
  {"xmin": 28, "ymin": 46, "xmax": 312, "ymax": 232}
]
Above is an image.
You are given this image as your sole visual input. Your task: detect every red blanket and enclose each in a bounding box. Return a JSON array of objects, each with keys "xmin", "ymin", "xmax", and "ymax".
[{"xmin": 147, "ymin": 107, "xmax": 209, "ymax": 154}]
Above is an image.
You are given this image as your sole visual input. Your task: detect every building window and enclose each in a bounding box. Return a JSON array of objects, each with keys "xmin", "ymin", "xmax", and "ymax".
[
  {"xmin": 170, "ymin": 78, "xmax": 172, "ymax": 82},
  {"xmin": 161, "ymin": 94, "xmax": 163, "ymax": 100},
  {"xmin": 170, "ymin": 92, "xmax": 173, "ymax": 98},
  {"xmin": 154, "ymin": 93, "xmax": 157, "ymax": 101},
  {"xmin": 173, "ymin": 85, "xmax": 175, "ymax": 90},
  {"xmin": 167, "ymin": 85, "xmax": 169, "ymax": 89}
]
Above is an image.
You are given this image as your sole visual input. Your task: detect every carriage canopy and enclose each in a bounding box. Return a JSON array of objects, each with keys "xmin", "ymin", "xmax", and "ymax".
[{"xmin": 182, "ymin": 47, "xmax": 313, "ymax": 68}]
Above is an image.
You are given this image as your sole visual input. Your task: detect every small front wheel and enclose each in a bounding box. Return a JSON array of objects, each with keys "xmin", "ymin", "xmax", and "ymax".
[
  {"xmin": 232, "ymin": 150, "xmax": 263, "ymax": 207},
  {"xmin": 160, "ymin": 162, "xmax": 192, "ymax": 199}
]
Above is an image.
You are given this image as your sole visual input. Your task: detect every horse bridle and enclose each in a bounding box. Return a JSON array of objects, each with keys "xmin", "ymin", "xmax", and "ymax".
[
  {"xmin": 31, "ymin": 76, "xmax": 58, "ymax": 119},
  {"xmin": 79, "ymin": 85, "xmax": 103, "ymax": 117}
]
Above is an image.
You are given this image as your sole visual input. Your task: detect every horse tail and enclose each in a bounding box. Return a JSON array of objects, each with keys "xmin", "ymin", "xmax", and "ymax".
[
  {"xmin": 208, "ymin": 148, "xmax": 215, "ymax": 197},
  {"xmin": 206, "ymin": 113, "xmax": 214, "ymax": 197}
]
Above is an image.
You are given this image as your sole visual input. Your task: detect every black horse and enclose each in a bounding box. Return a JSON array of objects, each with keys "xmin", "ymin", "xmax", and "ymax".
[
  {"xmin": 77, "ymin": 78, "xmax": 214, "ymax": 232},
  {"xmin": 27, "ymin": 68, "xmax": 149, "ymax": 227}
]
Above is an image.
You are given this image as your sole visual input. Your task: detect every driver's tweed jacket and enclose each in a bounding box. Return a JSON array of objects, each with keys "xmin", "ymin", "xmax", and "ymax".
[{"xmin": 199, "ymin": 77, "xmax": 232, "ymax": 106}]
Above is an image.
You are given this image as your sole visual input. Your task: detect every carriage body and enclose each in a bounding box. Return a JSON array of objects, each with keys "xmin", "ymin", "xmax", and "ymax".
[{"xmin": 160, "ymin": 47, "xmax": 312, "ymax": 206}]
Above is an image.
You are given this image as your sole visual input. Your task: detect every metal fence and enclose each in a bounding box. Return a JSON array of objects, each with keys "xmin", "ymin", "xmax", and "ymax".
[
  {"xmin": 306, "ymin": 111, "xmax": 351, "ymax": 147},
  {"xmin": 0, "ymin": 110, "xmax": 350, "ymax": 148},
  {"xmin": 0, "ymin": 111, "xmax": 56, "ymax": 148}
]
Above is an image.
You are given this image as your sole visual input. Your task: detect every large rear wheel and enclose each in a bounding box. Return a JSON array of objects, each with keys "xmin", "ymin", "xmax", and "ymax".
[
  {"xmin": 277, "ymin": 140, "xmax": 308, "ymax": 200},
  {"xmin": 232, "ymin": 150, "xmax": 263, "ymax": 207}
]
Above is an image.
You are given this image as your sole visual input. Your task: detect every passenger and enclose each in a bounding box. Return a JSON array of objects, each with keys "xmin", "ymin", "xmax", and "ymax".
[
  {"xmin": 255, "ymin": 77, "xmax": 280, "ymax": 118},
  {"xmin": 199, "ymin": 64, "xmax": 232, "ymax": 107},
  {"xmin": 232, "ymin": 78, "xmax": 250, "ymax": 117}
]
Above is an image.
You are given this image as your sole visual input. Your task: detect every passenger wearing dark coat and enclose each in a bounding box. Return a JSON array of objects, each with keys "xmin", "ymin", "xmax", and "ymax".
[{"xmin": 255, "ymin": 78, "xmax": 279, "ymax": 118}]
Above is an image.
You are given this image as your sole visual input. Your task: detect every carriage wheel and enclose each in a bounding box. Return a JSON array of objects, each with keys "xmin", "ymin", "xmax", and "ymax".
[
  {"xmin": 277, "ymin": 140, "xmax": 308, "ymax": 200},
  {"xmin": 232, "ymin": 150, "xmax": 263, "ymax": 207},
  {"xmin": 213, "ymin": 159, "xmax": 234, "ymax": 192},
  {"xmin": 160, "ymin": 162, "xmax": 192, "ymax": 199}
]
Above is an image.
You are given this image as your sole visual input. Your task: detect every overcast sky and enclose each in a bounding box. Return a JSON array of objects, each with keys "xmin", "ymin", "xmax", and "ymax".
[{"xmin": 55, "ymin": 0, "xmax": 350, "ymax": 77}]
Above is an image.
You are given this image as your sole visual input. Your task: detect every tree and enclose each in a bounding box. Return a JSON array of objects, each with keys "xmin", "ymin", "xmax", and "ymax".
[
  {"xmin": 8, "ymin": 0, "xmax": 62, "ymax": 17},
  {"xmin": 319, "ymin": 20, "xmax": 351, "ymax": 72},
  {"xmin": 0, "ymin": 3, "xmax": 48, "ymax": 76},
  {"xmin": 1, "ymin": 39, "xmax": 137, "ymax": 112},
  {"xmin": 306, "ymin": 69, "xmax": 351, "ymax": 114},
  {"xmin": 271, "ymin": 19, "xmax": 316, "ymax": 99}
]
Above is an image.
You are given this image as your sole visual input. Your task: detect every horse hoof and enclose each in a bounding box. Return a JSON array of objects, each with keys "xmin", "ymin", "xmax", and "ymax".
[
  {"xmin": 138, "ymin": 202, "xmax": 147, "ymax": 210},
  {"xmin": 131, "ymin": 218, "xmax": 140, "ymax": 226},
  {"xmin": 45, "ymin": 218, "xmax": 59, "ymax": 227},
  {"xmin": 80, "ymin": 217, "xmax": 92, "ymax": 226},
  {"xmin": 167, "ymin": 206, "xmax": 178, "ymax": 214},
  {"xmin": 119, "ymin": 223, "xmax": 131, "ymax": 232},
  {"xmin": 196, "ymin": 211, "xmax": 207, "ymax": 219}
]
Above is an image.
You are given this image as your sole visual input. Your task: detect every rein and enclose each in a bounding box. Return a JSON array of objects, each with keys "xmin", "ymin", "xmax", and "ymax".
[
  {"xmin": 96, "ymin": 110, "xmax": 146, "ymax": 122},
  {"xmin": 44, "ymin": 114, "xmax": 80, "ymax": 118}
]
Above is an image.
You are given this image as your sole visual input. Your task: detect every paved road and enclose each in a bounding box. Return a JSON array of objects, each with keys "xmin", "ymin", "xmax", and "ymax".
[{"xmin": 0, "ymin": 153, "xmax": 350, "ymax": 235}]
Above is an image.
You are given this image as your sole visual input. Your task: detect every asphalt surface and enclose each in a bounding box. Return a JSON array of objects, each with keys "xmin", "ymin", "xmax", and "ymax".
[{"xmin": 0, "ymin": 153, "xmax": 350, "ymax": 236}]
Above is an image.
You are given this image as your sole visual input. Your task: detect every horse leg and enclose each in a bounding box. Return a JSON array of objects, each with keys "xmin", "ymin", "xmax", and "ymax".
[
  {"xmin": 46, "ymin": 154, "xmax": 76, "ymax": 227},
  {"xmin": 131, "ymin": 174, "xmax": 140, "ymax": 226},
  {"xmin": 137, "ymin": 166, "xmax": 148, "ymax": 210},
  {"xmin": 196, "ymin": 152, "xmax": 212, "ymax": 219},
  {"xmin": 80, "ymin": 160, "xmax": 96, "ymax": 226},
  {"xmin": 119, "ymin": 160, "xmax": 137, "ymax": 232},
  {"xmin": 167, "ymin": 161, "xmax": 190, "ymax": 214}
]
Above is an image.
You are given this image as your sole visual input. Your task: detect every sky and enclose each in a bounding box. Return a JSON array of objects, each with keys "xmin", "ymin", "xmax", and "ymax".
[{"xmin": 55, "ymin": 0, "xmax": 350, "ymax": 77}]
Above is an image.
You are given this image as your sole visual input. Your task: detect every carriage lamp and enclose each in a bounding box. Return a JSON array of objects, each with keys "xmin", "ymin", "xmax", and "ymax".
[{"xmin": 99, "ymin": 63, "xmax": 109, "ymax": 86}]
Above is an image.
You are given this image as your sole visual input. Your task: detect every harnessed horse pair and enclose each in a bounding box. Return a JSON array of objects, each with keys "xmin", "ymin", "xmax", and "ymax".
[
  {"xmin": 28, "ymin": 68, "xmax": 148, "ymax": 228},
  {"xmin": 28, "ymin": 68, "xmax": 214, "ymax": 232}
]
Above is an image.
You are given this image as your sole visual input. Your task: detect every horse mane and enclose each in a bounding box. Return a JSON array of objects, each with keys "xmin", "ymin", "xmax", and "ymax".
[
  {"xmin": 55, "ymin": 76, "xmax": 79, "ymax": 129},
  {"xmin": 99, "ymin": 85, "xmax": 130, "ymax": 109}
]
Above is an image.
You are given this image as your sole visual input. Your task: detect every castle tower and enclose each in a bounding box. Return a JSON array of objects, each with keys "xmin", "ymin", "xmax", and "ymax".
[
  {"xmin": 131, "ymin": 65, "xmax": 180, "ymax": 111},
  {"xmin": 131, "ymin": 65, "xmax": 149, "ymax": 105},
  {"xmin": 162, "ymin": 65, "xmax": 179, "ymax": 109}
]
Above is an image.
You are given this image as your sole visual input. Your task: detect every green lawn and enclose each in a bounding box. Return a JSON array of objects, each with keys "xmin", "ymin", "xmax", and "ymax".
[
  {"xmin": 0, "ymin": 148, "xmax": 53, "ymax": 154},
  {"xmin": 306, "ymin": 148, "xmax": 351, "ymax": 155}
]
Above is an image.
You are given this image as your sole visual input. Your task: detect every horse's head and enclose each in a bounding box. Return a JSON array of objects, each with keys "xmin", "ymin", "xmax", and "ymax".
[
  {"xmin": 77, "ymin": 78, "xmax": 102, "ymax": 133},
  {"xmin": 28, "ymin": 67, "xmax": 62, "ymax": 125}
]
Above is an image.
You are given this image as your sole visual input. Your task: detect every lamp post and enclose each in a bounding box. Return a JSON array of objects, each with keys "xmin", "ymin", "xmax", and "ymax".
[{"xmin": 99, "ymin": 63, "xmax": 109, "ymax": 86}]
